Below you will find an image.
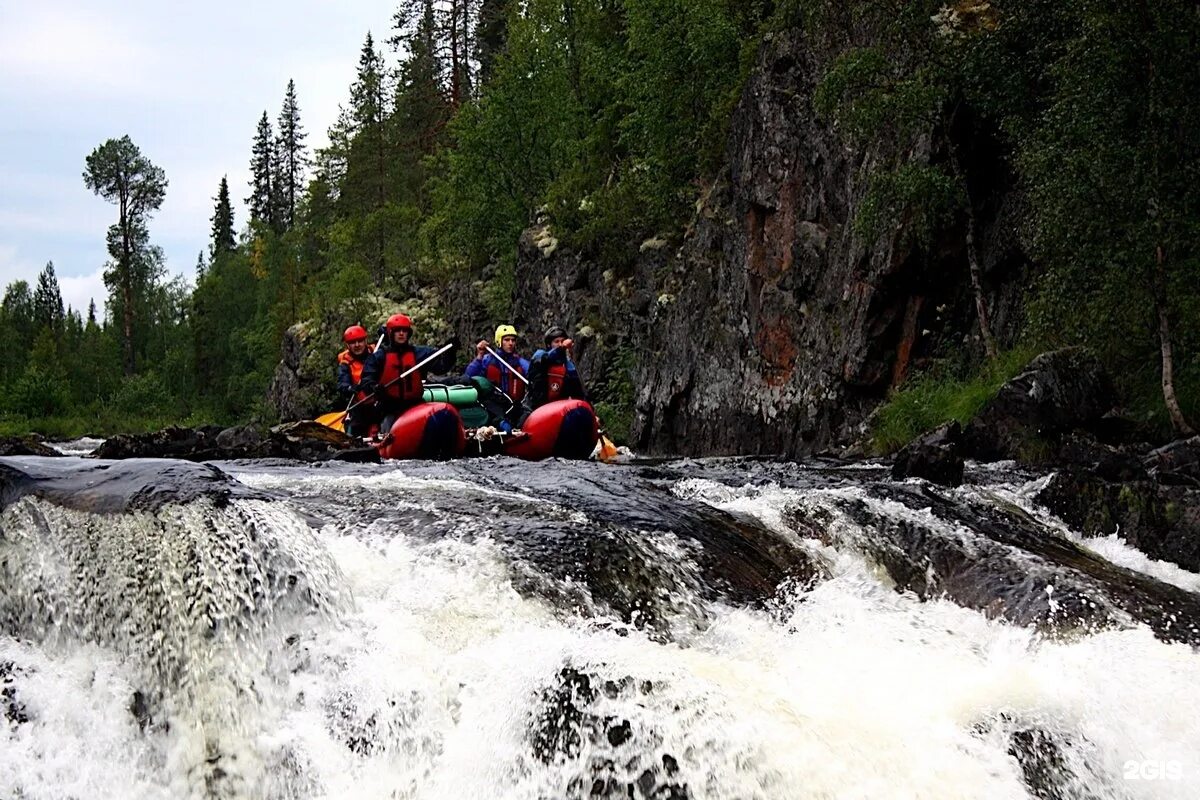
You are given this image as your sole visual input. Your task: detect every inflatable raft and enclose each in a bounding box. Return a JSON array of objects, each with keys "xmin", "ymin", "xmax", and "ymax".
[{"xmin": 373, "ymin": 384, "xmax": 599, "ymax": 461}]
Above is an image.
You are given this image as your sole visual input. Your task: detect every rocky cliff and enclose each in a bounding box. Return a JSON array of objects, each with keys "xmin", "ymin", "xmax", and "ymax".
[{"xmin": 510, "ymin": 24, "xmax": 1032, "ymax": 457}]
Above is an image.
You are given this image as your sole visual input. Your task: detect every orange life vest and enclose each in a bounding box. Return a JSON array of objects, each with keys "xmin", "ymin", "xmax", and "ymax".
[
  {"xmin": 338, "ymin": 347, "xmax": 374, "ymax": 403},
  {"xmin": 379, "ymin": 347, "xmax": 423, "ymax": 403}
]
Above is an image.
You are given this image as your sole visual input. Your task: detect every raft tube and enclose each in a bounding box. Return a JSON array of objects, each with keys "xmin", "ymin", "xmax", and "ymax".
[
  {"xmin": 504, "ymin": 399, "xmax": 599, "ymax": 461},
  {"xmin": 377, "ymin": 402, "xmax": 465, "ymax": 460}
]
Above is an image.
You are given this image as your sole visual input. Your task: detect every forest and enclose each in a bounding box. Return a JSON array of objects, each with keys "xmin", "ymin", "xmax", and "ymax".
[{"xmin": 1, "ymin": 0, "xmax": 1197, "ymax": 445}]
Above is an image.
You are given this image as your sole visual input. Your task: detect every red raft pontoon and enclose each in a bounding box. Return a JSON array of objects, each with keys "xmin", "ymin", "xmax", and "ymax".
[
  {"xmin": 502, "ymin": 399, "xmax": 599, "ymax": 460},
  {"xmin": 373, "ymin": 398, "xmax": 599, "ymax": 461},
  {"xmin": 376, "ymin": 402, "xmax": 465, "ymax": 460}
]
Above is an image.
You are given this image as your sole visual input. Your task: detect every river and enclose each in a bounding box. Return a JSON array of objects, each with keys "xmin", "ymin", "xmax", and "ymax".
[{"xmin": 1, "ymin": 451, "xmax": 1197, "ymax": 799}]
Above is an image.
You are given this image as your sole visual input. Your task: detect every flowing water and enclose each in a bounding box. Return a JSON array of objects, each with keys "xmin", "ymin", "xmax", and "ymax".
[{"xmin": 1, "ymin": 451, "xmax": 1198, "ymax": 799}]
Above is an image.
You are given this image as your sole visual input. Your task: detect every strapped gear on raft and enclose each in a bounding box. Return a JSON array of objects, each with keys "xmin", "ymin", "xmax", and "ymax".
[
  {"xmin": 387, "ymin": 313, "xmax": 413, "ymax": 333},
  {"xmin": 343, "ymin": 324, "xmax": 368, "ymax": 343},
  {"xmin": 495, "ymin": 324, "xmax": 518, "ymax": 347},
  {"xmin": 544, "ymin": 326, "xmax": 567, "ymax": 347}
]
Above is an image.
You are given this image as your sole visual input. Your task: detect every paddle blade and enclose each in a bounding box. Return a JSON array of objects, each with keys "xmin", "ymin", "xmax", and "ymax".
[
  {"xmin": 315, "ymin": 411, "xmax": 347, "ymax": 432},
  {"xmin": 598, "ymin": 434, "xmax": 619, "ymax": 463}
]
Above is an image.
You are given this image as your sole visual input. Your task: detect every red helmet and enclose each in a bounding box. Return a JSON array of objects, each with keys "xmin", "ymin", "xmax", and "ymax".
[
  {"xmin": 386, "ymin": 313, "xmax": 413, "ymax": 332},
  {"xmin": 343, "ymin": 324, "xmax": 368, "ymax": 343}
]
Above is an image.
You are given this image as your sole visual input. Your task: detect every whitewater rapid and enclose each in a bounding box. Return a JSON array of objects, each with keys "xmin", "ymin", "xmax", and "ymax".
[{"xmin": 1, "ymin": 455, "xmax": 1198, "ymax": 799}]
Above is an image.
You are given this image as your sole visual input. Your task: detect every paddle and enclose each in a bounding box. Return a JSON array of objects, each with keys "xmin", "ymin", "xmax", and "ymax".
[
  {"xmin": 484, "ymin": 343, "xmax": 620, "ymax": 462},
  {"xmin": 317, "ymin": 341, "xmax": 454, "ymax": 432}
]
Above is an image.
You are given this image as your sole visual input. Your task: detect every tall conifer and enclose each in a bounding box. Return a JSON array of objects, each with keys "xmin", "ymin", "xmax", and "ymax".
[
  {"xmin": 247, "ymin": 112, "xmax": 276, "ymax": 227},
  {"xmin": 33, "ymin": 261, "xmax": 65, "ymax": 332},
  {"xmin": 210, "ymin": 176, "xmax": 236, "ymax": 260},
  {"xmin": 275, "ymin": 79, "xmax": 308, "ymax": 230}
]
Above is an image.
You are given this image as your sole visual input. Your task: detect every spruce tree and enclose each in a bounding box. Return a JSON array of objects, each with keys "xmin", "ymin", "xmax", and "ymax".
[
  {"xmin": 210, "ymin": 176, "xmax": 236, "ymax": 261},
  {"xmin": 275, "ymin": 79, "xmax": 308, "ymax": 230},
  {"xmin": 475, "ymin": 0, "xmax": 510, "ymax": 85},
  {"xmin": 247, "ymin": 111, "xmax": 276, "ymax": 227},
  {"xmin": 87, "ymin": 299, "xmax": 97, "ymax": 327},
  {"xmin": 33, "ymin": 261, "xmax": 65, "ymax": 333},
  {"xmin": 345, "ymin": 32, "xmax": 391, "ymax": 283}
]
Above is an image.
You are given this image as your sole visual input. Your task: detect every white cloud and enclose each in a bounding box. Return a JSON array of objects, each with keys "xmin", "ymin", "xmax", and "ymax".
[
  {"xmin": 0, "ymin": 7, "xmax": 158, "ymax": 97},
  {"xmin": 0, "ymin": 245, "xmax": 40, "ymax": 289},
  {"xmin": 58, "ymin": 266, "xmax": 108, "ymax": 317}
]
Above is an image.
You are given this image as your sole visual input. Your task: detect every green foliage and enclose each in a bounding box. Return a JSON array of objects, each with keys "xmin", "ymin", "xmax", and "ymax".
[
  {"xmin": 591, "ymin": 343, "xmax": 637, "ymax": 444},
  {"xmin": 109, "ymin": 371, "xmax": 175, "ymax": 416},
  {"xmin": 871, "ymin": 346, "xmax": 1040, "ymax": 454},
  {"xmin": 431, "ymin": 0, "xmax": 771, "ymax": 268},
  {"xmin": 855, "ymin": 163, "xmax": 961, "ymax": 245}
]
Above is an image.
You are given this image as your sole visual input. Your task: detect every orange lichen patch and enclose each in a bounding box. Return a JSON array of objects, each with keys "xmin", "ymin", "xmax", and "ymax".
[
  {"xmin": 891, "ymin": 294, "xmax": 925, "ymax": 388},
  {"xmin": 745, "ymin": 181, "xmax": 799, "ymax": 282},
  {"xmin": 755, "ymin": 317, "xmax": 799, "ymax": 387}
]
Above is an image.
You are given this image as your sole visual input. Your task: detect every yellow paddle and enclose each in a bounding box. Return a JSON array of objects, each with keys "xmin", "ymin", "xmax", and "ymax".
[{"xmin": 315, "ymin": 410, "xmax": 348, "ymax": 432}]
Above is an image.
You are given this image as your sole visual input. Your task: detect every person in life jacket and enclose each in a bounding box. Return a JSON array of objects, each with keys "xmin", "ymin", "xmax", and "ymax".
[
  {"xmin": 520, "ymin": 325, "xmax": 588, "ymax": 424},
  {"xmin": 335, "ymin": 324, "xmax": 378, "ymax": 437},
  {"xmin": 360, "ymin": 313, "xmax": 457, "ymax": 432},
  {"xmin": 465, "ymin": 324, "xmax": 529, "ymax": 431}
]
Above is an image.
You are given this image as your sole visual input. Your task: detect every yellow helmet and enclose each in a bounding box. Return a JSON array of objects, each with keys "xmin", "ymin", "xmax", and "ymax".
[{"xmin": 494, "ymin": 324, "xmax": 519, "ymax": 347}]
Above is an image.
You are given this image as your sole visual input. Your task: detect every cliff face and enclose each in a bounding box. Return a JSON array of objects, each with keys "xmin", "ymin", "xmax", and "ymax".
[{"xmin": 514, "ymin": 25, "xmax": 1031, "ymax": 456}]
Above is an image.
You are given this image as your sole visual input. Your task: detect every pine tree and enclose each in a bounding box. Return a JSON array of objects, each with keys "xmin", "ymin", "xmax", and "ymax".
[
  {"xmin": 247, "ymin": 111, "xmax": 276, "ymax": 227},
  {"xmin": 83, "ymin": 135, "xmax": 168, "ymax": 375},
  {"xmin": 33, "ymin": 261, "xmax": 65, "ymax": 333},
  {"xmin": 275, "ymin": 79, "xmax": 308, "ymax": 230},
  {"xmin": 210, "ymin": 176, "xmax": 236, "ymax": 260}
]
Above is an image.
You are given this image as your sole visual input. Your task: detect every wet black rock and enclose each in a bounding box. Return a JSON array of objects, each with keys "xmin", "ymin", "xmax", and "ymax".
[
  {"xmin": 2, "ymin": 659, "xmax": 30, "ymax": 726},
  {"xmin": 92, "ymin": 421, "xmax": 380, "ymax": 464},
  {"xmin": 785, "ymin": 481, "xmax": 1200, "ymax": 645},
  {"xmin": 0, "ymin": 456, "xmax": 267, "ymax": 513},
  {"xmin": 891, "ymin": 421, "xmax": 964, "ymax": 487},
  {"xmin": 973, "ymin": 715, "xmax": 1091, "ymax": 800},
  {"xmin": 0, "ymin": 436, "xmax": 63, "ymax": 457},
  {"xmin": 1036, "ymin": 470, "xmax": 1200, "ymax": 573},
  {"xmin": 1143, "ymin": 435, "xmax": 1200, "ymax": 486},
  {"xmin": 532, "ymin": 666, "xmax": 688, "ymax": 800},
  {"xmin": 963, "ymin": 348, "xmax": 1118, "ymax": 462}
]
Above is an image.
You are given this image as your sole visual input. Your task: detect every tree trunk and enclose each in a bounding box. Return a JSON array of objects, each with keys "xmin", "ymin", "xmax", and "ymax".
[
  {"xmin": 965, "ymin": 207, "xmax": 998, "ymax": 360},
  {"xmin": 449, "ymin": 0, "xmax": 462, "ymax": 107},
  {"xmin": 1155, "ymin": 244, "xmax": 1194, "ymax": 435},
  {"xmin": 949, "ymin": 138, "xmax": 998, "ymax": 360},
  {"xmin": 119, "ymin": 189, "xmax": 135, "ymax": 376}
]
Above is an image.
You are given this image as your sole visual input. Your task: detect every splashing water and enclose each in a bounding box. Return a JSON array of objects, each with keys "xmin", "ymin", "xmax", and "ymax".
[{"xmin": 1, "ymin": 455, "xmax": 1197, "ymax": 799}]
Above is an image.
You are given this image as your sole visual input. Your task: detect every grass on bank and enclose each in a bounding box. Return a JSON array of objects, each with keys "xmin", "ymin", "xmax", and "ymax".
[{"xmin": 871, "ymin": 347, "xmax": 1039, "ymax": 454}]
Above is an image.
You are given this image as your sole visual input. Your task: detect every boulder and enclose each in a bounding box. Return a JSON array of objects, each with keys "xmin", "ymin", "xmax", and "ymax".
[
  {"xmin": 1144, "ymin": 436, "xmax": 1200, "ymax": 486},
  {"xmin": 1035, "ymin": 470, "xmax": 1200, "ymax": 573},
  {"xmin": 0, "ymin": 436, "xmax": 63, "ymax": 457},
  {"xmin": 891, "ymin": 421, "xmax": 964, "ymax": 487},
  {"xmin": 963, "ymin": 348, "xmax": 1118, "ymax": 462}
]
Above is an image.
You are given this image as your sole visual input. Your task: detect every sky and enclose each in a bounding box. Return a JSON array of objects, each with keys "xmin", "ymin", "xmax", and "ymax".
[{"xmin": 0, "ymin": 0, "xmax": 398, "ymax": 316}]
